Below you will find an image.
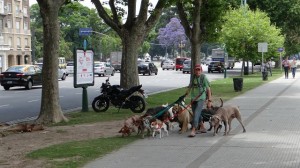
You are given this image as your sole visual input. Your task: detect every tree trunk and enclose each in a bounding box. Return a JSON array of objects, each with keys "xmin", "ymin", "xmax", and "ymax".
[
  {"xmin": 36, "ymin": 0, "xmax": 68, "ymax": 124},
  {"xmin": 120, "ymin": 29, "xmax": 143, "ymax": 89}
]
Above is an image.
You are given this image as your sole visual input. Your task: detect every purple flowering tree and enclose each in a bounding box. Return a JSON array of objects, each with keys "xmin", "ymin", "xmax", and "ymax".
[{"xmin": 157, "ymin": 18, "xmax": 187, "ymax": 56}]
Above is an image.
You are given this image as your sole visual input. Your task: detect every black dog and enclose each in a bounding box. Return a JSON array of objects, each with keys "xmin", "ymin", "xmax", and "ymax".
[{"xmin": 200, "ymin": 98, "xmax": 223, "ymax": 133}]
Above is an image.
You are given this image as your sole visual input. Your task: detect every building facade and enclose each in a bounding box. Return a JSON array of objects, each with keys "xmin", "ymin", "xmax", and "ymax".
[{"xmin": 0, "ymin": 0, "xmax": 31, "ymax": 72}]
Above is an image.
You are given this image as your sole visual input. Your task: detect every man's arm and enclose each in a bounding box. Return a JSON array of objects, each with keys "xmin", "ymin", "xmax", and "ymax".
[{"xmin": 206, "ymin": 87, "xmax": 212, "ymax": 108}]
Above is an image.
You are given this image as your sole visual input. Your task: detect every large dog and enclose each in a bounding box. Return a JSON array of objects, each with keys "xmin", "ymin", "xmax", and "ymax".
[
  {"xmin": 171, "ymin": 102, "xmax": 193, "ymax": 134},
  {"xmin": 201, "ymin": 98, "xmax": 223, "ymax": 132},
  {"xmin": 210, "ymin": 105, "xmax": 246, "ymax": 136}
]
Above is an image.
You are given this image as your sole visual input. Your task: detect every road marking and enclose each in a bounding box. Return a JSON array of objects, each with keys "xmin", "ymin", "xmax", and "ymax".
[
  {"xmin": 0, "ymin": 104, "xmax": 9, "ymax": 108},
  {"xmin": 28, "ymin": 99, "xmax": 39, "ymax": 103}
]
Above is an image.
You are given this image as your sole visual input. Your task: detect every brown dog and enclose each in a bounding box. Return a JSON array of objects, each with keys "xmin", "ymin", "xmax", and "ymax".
[
  {"xmin": 118, "ymin": 115, "xmax": 141, "ymax": 137},
  {"xmin": 172, "ymin": 103, "xmax": 193, "ymax": 134},
  {"xmin": 210, "ymin": 105, "xmax": 246, "ymax": 136}
]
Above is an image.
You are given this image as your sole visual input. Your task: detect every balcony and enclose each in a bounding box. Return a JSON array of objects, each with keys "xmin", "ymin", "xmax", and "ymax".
[{"xmin": 24, "ymin": 45, "xmax": 30, "ymax": 50}]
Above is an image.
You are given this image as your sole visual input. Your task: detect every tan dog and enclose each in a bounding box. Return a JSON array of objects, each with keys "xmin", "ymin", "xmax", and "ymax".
[
  {"xmin": 172, "ymin": 103, "xmax": 193, "ymax": 134},
  {"xmin": 210, "ymin": 105, "xmax": 246, "ymax": 136},
  {"xmin": 119, "ymin": 115, "xmax": 141, "ymax": 137}
]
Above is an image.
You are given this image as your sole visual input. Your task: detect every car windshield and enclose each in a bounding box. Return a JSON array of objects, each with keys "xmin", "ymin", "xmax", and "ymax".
[
  {"xmin": 94, "ymin": 63, "xmax": 104, "ymax": 67},
  {"xmin": 6, "ymin": 66, "xmax": 26, "ymax": 72},
  {"xmin": 184, "ymin": 60, "xmax": 191, "ymax": 65}
]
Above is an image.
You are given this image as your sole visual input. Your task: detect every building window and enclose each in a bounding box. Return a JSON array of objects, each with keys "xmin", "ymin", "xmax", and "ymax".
[
  {"xmin": 6, "ymin": 20, "xmax": 11, "ymax": 28},
  {"xmin": 24, "ymin": 21, "xmax": 28, "ymax": 30},
  {"xmin": 7, "ymin": 3, "xmax": 11, "ymax": 13},
  {"xmin": 16, "ymin": 21, "xmax": 20, "ymax": 33},
  {"xmin": 23, "ymin": 7, "xmax": 27, "ymax": 16},
  {"xmin": 25, "ymin": 38, "xmax": 28, "ymax": 46},
  {"xmin": 8, "ymin": 37, "xmax": 12, "ymax": 47},
  {"xmin": 17, "ymin": 37, "xmax": 21, "ymax": 48}
]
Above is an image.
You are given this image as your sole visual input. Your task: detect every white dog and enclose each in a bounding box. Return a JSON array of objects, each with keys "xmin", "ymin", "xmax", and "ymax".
[{"xmin": 150, "ymin": 119, "xmax": 169, "ymax": 139}]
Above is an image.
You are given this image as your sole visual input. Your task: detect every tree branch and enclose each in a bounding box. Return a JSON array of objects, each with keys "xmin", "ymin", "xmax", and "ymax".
[
  {"xmin": 176, "ymin": 1, "xmax": 192, "ymax": 39},
  {"xmin": 92, "ymin": 0, "xmax": 122, "ymax": 35},
  {"xmin": 109, "ymin": 0, "xmax": 120, "ymax": 24},
  {"xmin": 145, "ymin": 0, "xmax": 168, "ymax": 33}
]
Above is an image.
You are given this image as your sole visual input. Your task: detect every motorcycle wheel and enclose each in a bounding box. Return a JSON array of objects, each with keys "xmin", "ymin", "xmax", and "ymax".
[
  {"xmin": 92, "ymin": 97, "xmax": 109, "ymax": 112},
  {"xmin": 129, "ymin": 96, "xmax": 146, "ymax": 113}
]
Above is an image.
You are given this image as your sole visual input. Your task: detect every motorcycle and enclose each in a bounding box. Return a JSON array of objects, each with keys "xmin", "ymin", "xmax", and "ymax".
[{"xmin": 92, "ymin": 77, "xmax": 146, "ymax": 113}]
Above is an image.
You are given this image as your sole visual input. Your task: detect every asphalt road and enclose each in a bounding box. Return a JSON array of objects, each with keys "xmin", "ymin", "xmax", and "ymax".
[{"xmin": 0, "ymin": 62, "xmax": 250, "ymax": 124}]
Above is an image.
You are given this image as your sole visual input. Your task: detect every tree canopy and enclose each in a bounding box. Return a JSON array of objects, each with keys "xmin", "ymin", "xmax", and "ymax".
[{"xmin": 219, "ymin": 6, "xmax": 284, "ymax": 65}]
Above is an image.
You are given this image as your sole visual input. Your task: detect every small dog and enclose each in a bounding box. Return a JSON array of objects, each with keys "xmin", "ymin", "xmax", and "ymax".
[
  {"xmin": 144, "ymin": 103, "xmax": 174, "ymax": 131},
  {"xmin": 210, "ymin": 105, "xmax": 246, "ymax": 136},
  {"xmin": 150, "ymin": 119, "xmax": 169, "ymax": 138},
  {"xmin": 172, "ymin": 102, "xmax": 193, "ymax": 134}
]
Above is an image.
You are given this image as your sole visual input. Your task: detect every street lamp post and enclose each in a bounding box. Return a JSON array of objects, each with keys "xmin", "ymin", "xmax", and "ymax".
[{"xmin": 178, "ymin": 41, "xmax": 185, "ymax": 57}]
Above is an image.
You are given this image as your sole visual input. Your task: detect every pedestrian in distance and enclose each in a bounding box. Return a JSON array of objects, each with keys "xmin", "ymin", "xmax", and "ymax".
[
  {"xmin": 267, "ymin": 59, "xmax": 272, "ymax": 76},
  {"xmin": 290, "ymin": 57, "xmax": 297, "ymax": 79},
  {"xmin": 282, "ymin": 57, "xmax": 290, "ymax": 79},
  {"xmin": 184, "ymin": 64, "xmax": 212, "ymax": 137}
]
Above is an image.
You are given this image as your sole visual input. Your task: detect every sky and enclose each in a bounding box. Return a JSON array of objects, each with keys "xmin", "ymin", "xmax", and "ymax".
[
  {"xmin": 30, "ymin": 0, "xmax": 95, "ymax": 8},
  {"xmin": 29, "ymin": 0, "xmax": 158, "ymax": 9}
]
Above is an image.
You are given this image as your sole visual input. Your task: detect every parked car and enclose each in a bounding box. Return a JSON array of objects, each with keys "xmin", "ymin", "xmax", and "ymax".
[
  {"xmin": 208, "ymin": 61, "xmax": 224, "ymax": 73},
  {"xmin": 182, "ymin": 59, "xmax": 191, "ymax": 74},
  {"xmin": 94, "ymin": 61, "xmax": 115, "ymax": 77},
  {"xmin": 162, "ymin": 60, "xmax": 175, "ymax": 70},
  {"xmin": 138, "ymin": 62, "xmax": 158, "ymax": 76},
  {"xmin": 35, "ymin": 63, "xmax": 67, "ymax": 80},
  {"xmin": 0, "ymin": 65, "xmax": 43, "ymax": 90},
  {"xmin": 66, "ymin": 61, "xmax": 74, "ymax": 75}
]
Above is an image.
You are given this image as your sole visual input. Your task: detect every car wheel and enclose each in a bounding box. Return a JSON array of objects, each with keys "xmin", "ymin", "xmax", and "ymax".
[
  {"xmin": 148, "ymin": 71, "xmax": 151, "ymax": 75},
  {"xmin": 98, "ymin": 74, "xmax": 101, "ymax": 77},
  {"xmin": 25, "ymin": 80, "xmax": 33, "ymax": 90},
  {"xmin": 3, "ymin": 85, "xmax": 10, "ymax": 90},
  {"xmin": 155, "ymin": 72, "xmax": 158, "ymax": 75},
  {"xmin": 162, "ymin": 68, "xmax": 165, "ymax": 70},
  {"xmin": 183, "ymin": 71, "xmax": 185, "ymax": 74},
  {"xmin": 111, "ymin": 71, "xmax": 115, "ymax": 76},
  {"xmin": 61, "ymin": 73, "xmax": 66, "ymax": 80},
  {"xmin": 143, "ymin": 73, "xmax": 145, "ymax": 75},
  {"xmin": 176, "ymin": 69, "xmax": 178, "ymax": 71}
]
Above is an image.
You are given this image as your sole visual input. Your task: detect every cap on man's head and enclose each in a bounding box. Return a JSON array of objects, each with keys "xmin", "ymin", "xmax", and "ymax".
[{"xmin": 195, "ymin": 64, "xmax": 202, "ymax": 70}]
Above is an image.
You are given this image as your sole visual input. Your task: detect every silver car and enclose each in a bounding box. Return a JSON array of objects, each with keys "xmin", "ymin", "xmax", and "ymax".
[
  {"xmin": 162, "ymin": 60, "xmax": 175, "ymax": 70},
  {"xmin": 94, "ymin": 61, "xmax": 115, "ymax": 77},
  {"xmin": 35, "ymin": 63, "xmax": 67, "ymax": 80},
  {"xmin": 182, "ymin": 60, "xmax": 191, "ymax": 74}
]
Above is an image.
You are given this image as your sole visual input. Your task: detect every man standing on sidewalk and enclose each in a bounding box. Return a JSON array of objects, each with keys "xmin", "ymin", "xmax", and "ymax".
[{"xmin": 185, "ymin": 64, "xmax": 212, "ymax": 137}]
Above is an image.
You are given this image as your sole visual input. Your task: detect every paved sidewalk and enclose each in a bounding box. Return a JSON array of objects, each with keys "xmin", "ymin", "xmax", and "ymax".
[{"xmin": 84, "ymin": 75, "xmax": 300, "ymax": 168}]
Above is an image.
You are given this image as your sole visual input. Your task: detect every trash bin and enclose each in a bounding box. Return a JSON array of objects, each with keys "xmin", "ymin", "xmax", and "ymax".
[
  {"xmin": 244, "ymin": 66, "xmax": 249, "ymax": 75},
  {"xmin": 262, "ymin": 71, "xmax": 268, "ymax": 81},
  {"xmin": 233, "ymin": 78, "xmax": 243, "ymax": 92}
]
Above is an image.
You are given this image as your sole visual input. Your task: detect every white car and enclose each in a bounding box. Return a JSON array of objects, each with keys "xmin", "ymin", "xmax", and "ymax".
[
  {"xmin": 35, "ymin": 63, "xmax": 67, "ymax": 80},
  {"xmin": 94, "ymin": 61, "xmax": 115, "ymax": 77},
  {"xmin": 162, "ymin": 60, "xmax": 175, "ymax": 70},
  {"xmin": 66, "ymin": 62, "xmax": 74, "ymax": 75}
]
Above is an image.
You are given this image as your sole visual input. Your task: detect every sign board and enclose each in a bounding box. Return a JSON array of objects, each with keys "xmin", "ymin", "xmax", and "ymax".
[
  {"xmin": 258, "ymin": 42, "xmax": 268, "ymax": 52},
  {"xmin": 278, "ymin": 47, "xmax": 284, "ymax": 52},
  {"xmin": 74, "ymin": 49, "xmax": 94, "ymax": 88},
  {"xmin": 79, "ymin": 28, "xmax": 92, "ymax": 36}
]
